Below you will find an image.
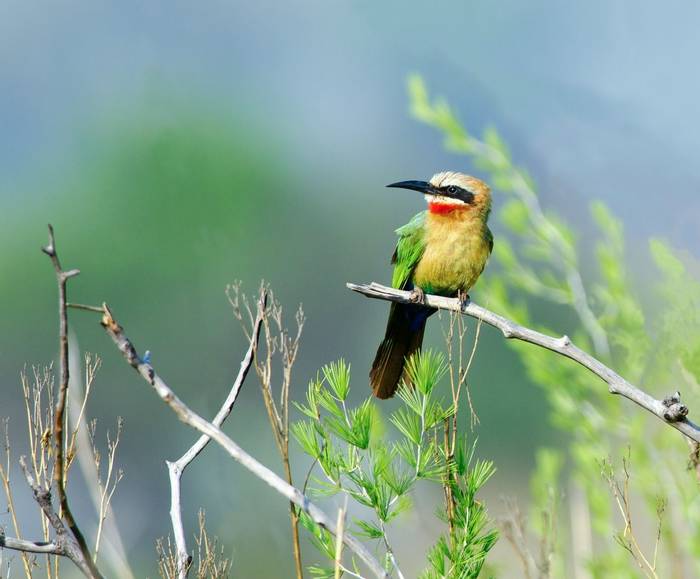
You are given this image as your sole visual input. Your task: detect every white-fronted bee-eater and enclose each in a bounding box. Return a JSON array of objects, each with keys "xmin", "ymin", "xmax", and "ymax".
[{"xmin": 370, "ymin": 171, "xmax": 493, "ymax": 398}]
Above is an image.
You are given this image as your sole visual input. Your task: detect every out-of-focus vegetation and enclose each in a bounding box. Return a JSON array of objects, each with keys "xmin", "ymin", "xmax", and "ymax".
[{"xmin": 400, "ymin": 76, "xmax": 700, "ymax": 577}]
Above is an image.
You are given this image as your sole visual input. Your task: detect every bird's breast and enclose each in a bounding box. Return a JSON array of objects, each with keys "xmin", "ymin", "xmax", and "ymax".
[{"xmin": 413, "ymin": 211, "xmax": 491, "ymax": 296}]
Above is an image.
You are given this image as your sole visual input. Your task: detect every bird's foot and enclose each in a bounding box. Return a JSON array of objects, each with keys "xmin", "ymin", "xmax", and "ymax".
[
  {"xmin": 457, "ymin": 290, "xmax": 470, "ymax": 311},
  {"xmin": 409, "ymin": 287, "xmax": 426, "ymax": 305}
]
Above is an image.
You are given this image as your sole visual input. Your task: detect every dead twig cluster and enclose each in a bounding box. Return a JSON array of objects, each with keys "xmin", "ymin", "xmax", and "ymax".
[
  {"xmin": 157, "ymin": 511, "xmax": 231, "ymax": 579},
  {"xmin": 0, "ymin": 227, "xmax": 124, "ymax": 579},
  {"xmin": 600, "ymin": 451, "xmax": 665, "ymax": 579},
  {"xmin": 227, "ymin": 283, "xmax": 305, "ymax": 579}
]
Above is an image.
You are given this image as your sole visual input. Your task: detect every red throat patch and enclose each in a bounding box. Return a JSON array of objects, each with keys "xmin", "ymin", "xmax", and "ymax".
[{"xmin": 428, "ymin": 202, "xmax": 467, "ymax": 215}]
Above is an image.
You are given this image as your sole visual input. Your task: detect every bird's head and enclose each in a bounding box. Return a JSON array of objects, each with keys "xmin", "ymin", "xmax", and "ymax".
[{"xmin": 387, "ymin": 171, "xmax": 491, "ymax": 218}]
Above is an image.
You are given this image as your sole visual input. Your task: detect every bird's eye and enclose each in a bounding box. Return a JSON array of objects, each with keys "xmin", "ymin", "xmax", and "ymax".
[{"xmin": 447, "ymin": 185, "xmax": 458, "ymax": 194}]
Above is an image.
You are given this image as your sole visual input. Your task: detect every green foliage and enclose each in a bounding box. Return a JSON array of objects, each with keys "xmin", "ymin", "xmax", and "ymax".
[
  {"xmin": 420, "ymin": 451, "xmax": 498, "ymax": 579},
  {"xmin": 408, "ymin": 75, "xmax": 700, "ymax": 577},
  {"xmin": 293, "ymin": 353, "xmax": 497, "ymax": 578}
]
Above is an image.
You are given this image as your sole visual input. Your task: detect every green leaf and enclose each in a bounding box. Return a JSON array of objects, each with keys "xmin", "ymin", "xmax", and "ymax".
[
  {"xmin": 354, "ymin": 518, "xmax": 384, "ymax": 539},
  {"xmin": 322, "ymin": 359, "xmax": 351, "ymax": 401},
  {"xmin": 317, "ymin": 387, "xmax": 345, "ymax": 420},
  {"xmin": 292, "ymin": 419, "xmax": 321, "ymax": 459},
  {"xmin": 390, "ymin": 407, "xmax": 422, "ymax": 446},
  {"xmin": 403, "ymin": 350, "xmax": 447, "ymax": 396}
]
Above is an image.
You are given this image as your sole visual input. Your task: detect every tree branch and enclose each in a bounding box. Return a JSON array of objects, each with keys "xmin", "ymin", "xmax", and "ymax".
[
  {"xmin": 41, "ymin": 225, "xmax": 103, "ymax": 579},
  {"xmin": 0, "ymin": 532, "xmax": 63, "ymax": 556},
  {"xmin": 347, "ymin": 281, "xmax": 700, "ymax": 443},
  {"xmin": 99, "ymin": 304, "xmax": 388, "ymax": 579},
  {"xmin": 11, "ymin": 456, "xmax": 99, "ymax": 576},
  {"xmin": 166, "ymin": 287, "xmax": 267, "ymax": 578}
]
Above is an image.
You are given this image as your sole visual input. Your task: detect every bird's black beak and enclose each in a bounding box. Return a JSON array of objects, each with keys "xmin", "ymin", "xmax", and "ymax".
[{"xmin": 386, "ymin": 180, "xmax": 435, "ymax": 195}]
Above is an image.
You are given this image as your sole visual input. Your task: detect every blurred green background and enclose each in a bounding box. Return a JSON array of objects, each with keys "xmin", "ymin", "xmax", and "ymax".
[{"xmin": 2, "ymin": 1, "xmax": 699, "ymax": 577}]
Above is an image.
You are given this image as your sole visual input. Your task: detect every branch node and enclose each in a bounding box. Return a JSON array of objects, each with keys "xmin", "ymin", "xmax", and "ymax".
[
  {"xmin": 63, "ymin": 269, "xmax": 81, "ymax": 280},
  {"xmin": 501, "ymin": 326, "xmax": 515, "ymax": 339},
  {"xmin": 663, "ymin": 392, "xmax": 689, "ymax": 422},
  {"xmin": 100, "ymin": 304, "xmax": 120, "ymax": 333},
  {"xmin": 663, "ymin": 391, "xmax": 682, "ymax": 406}
]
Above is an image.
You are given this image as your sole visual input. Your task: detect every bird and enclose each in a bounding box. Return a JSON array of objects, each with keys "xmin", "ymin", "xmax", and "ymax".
[{"xmin": 369, "ymin": 171, "xmax": 493, "ymax": 399}]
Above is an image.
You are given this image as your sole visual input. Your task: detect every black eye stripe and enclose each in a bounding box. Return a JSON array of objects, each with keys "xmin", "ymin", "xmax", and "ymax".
[{"xmin": 439, "ymin": 185, "xmax": 475, "ymax": 204}]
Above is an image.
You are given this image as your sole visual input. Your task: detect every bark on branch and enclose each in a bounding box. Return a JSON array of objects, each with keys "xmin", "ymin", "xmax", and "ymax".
[
  {"xmin": 0, "ymin": 456, "xmax": 101, "ymax": 575},
  {"xmin": 38, "ymin": 225, "xmax": 104, "ymax": 578},
  {"xmin": 99, "ymin": 304, "xmax": 389, "ymax": 579},
  {"xmin": 347, "ymin": 281, "xmax": 700, "ymax": 444}
]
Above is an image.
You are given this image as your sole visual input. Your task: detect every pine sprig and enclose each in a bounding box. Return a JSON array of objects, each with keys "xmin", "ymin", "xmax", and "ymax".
[{"xmin": 293, "ymin": 352, "xmax": 497, "ymax": 577}]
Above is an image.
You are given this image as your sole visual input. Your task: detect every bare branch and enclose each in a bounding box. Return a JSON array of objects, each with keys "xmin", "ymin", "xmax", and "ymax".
[
  {"xmin": 14, "ymin": 456, "xmax": 99, "ymax": 577},
  {"xmin": 41, "ymin": 224, "xmax": 103, "ymax": 579},
  {"xmin": 99, "ymin": 305, "xmax": 388, "ymax": 579},
  {"xmin": 0, "ymin": 532, "xmax": 63, "ymax": 556},
  {"xmin": 166, "ymin": 286, "xmax": 267, "ymax": 578},
  {"xmin": 347, "ymin": 282, "xmax": 700, "ymax": 444},
  {"xmin": 67, "ymin": 303, "xmax": 105, "ymax": 313}
]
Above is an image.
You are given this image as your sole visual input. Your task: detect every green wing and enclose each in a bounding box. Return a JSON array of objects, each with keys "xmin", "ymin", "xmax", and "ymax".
[
  {"xmin": 390, "ymin": 211, "xmax": 426, "ymax": 289},
  {"xmin": 485, "ymin": 226, "xmax": 494, "ymax": 254}
]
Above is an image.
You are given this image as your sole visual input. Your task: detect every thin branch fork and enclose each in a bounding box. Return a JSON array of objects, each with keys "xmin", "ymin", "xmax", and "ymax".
[
  {"xmin": 166, "ymin": 287, "xmax": 267, "ymax": 578},
  {"xmin": 99, "ymin": 304, "xmax": 389, "ymax": 579},
  {"xmin": 347, "ymin": 282, "xmax": 700, "ymax": 444},
  {"xmin": 0, "ymin": 456, "xmax": 99, "ymax": 575}
]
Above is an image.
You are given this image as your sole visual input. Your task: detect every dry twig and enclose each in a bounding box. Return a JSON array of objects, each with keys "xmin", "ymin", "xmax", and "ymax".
[
  {"xmin": 192, "ymin": 511, "xmax": 231, "ymax": 579},
  {"xmin": 601, "ymin": 452, "xmax": 664, "ymax": 578},
  {"xmin": 228, "ymin": 283, "xmax": 305, "ymax": 579},
  {"xmin": 165, "ymin": 286, "xmax": 267, "ymax": 578},
  {"xmin": 0, "ymin": 227, "xmax": 105, "ymax": 577},
  {"xmin": 0, "ymin": 418, "xmax": 33, "ymax": 577}
]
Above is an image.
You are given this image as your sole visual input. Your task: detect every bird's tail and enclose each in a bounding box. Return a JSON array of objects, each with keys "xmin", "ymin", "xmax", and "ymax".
[{"xmin": 370, "ymin": 303, "xmax": 428, "ymax": 399}]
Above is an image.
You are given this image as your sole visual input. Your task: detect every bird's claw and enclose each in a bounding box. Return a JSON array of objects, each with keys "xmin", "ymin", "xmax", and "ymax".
[
  {"xmin": 458, "ymin": 290, "xmax": 470, "ymax": 311},
  {"xmin": 409, "ymin": 287, "xmax": 426, "ymax": 305}
]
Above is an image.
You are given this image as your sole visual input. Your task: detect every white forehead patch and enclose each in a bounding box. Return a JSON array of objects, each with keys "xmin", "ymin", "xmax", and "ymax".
[{"xmin": 429, "ymin": 171, "xmax": 463, "ymax": 188}]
